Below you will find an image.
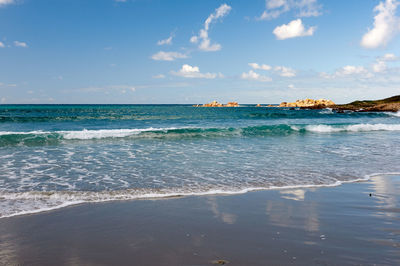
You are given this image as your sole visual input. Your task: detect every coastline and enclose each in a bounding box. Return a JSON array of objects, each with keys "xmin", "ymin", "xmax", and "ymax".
[
  {"xmin": 1, "ymin": 174, "xmax": 400, "ymax": 265},
  {"xmin": 0, "ymin": 173, "xmax": 379, "ymax": 219}
]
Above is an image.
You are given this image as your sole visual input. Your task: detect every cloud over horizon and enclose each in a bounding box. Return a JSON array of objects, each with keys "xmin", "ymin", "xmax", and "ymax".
[
  {"xmin": 157, "ymin": 34, "xmax": 174, "ymax": 46},
  {"xmin": 259, "ymin": 0, "xmax": 322, "ymax": 20},
  {"xmin": 190, "ymin": 4, "xmax": 232, "ymax": 52},
  {"xmin": 171, "ymin": 64, "xmax": 221, "ymax": 79},
  {"xmin": 241, "ymin": 70, "xmax": 272, "ymax": 82},
  {"xmin": 361, "ymin": 0, "xmax": 400, "ymax": 49},
  {"xmin": 273, "ymin": 19, "xmax": 316, "ymax": 40},
  {"xmin": 151, "ymin": 51, "xmax": 188, "ymax": 61}
]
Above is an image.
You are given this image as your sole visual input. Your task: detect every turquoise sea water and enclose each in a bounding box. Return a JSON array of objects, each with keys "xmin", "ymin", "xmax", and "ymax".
[{"xmin": 1, "ymin": 104, "xmax": 400, "ymax": 217}]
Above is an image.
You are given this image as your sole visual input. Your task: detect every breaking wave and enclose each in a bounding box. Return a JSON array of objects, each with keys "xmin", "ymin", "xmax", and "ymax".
[{"xmin": 1, "ymin": 123, "xmax": 400, "ymax": 146}]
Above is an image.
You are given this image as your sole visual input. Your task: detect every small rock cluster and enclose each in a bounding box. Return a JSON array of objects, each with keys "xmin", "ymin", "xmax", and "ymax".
[
  {"xmin": 279, "ymin": 98, "xmax": 335, "ymax": 108},
  {"xmin": 194, "ymin": 101, "xmax": 239, "ymax": 107}
]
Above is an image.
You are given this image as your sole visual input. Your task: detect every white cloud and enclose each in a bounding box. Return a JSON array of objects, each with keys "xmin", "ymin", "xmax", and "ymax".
[
  {"xmin": 157, "ymin": 34, "xmax": 174, "ymax": 45},
  {"xmin": 273, "ymin": 19, "xmax": 316, "ymax": 40},
  {"xmin": 152, "ymin": 74, "xmax": 166, "ymax": 79},
  {"xmin": 171, "ymin": 64, "xmax": 220, "ymax": 79},
  {"xmin": 372, "ymin": 53, "xmax": 398, "ymax": 72},
  {"xmin": 372, "ymin": 60, "xmax": 387, "ymax": 72},
  {"xmin": 14, "ymin": 41, "xmax": 28, "ymax": 48},
  {"xmin": 0, "ymin": 42, "xmax": 4, "ymax": 48},
  {"xmin": 0, "ymin": 0, "xmax": 14, "ymax": 6},
  {"xmin": 151, "ymin": 51, "xmax": 187, "ymax": 61},
  {"xmin": 322, "ymin": 65, "xmax": 372, "ymax": 79},
  {"xmin": 1, "ymin": 97, "xmax": 5, "ymax": 103},
  {"xmin": 288, "ymin": 84, "xmax": 295, "ymax": 89},
  {"xmin": 241, "ymin": 70, "xmax": 272, "ymax": 82},
  {"xmin": 249, "ymin": 62, "xmax": 272, "ymax": 71},
  {"xmin": 296, "ymin": 0, "xmax": 323, "ymax": 17},
  {"xmin": 245, "ymin": 63, "xmax": 295, "ymax": 78},
  {"xmin": 361, "ymin": 0, "xmax": 400, "ymax": 49},
  {"xmin": 190, "ymin": 4, "xmax": 232, "ymax": 52},
  {"xmin": 259, "ymin": 0, "xmax": 322, "ymax": 20},
  {"xmin": 380, "ymin": 53, "xmax": 398, "ymax": 61},
  {"xmin": 274, "ymin": 66, "xmax": 296, "ymax": 77},
  {"xmin": 338, "ymin": 65, "xmax": 368, "ymax": 75},
  {"xmin": 321, "ymin": 53, "xmax": 399, "ymax": 78},
  {"xmin": 78, "ymin": 85, "xmax": 136, "ymax": 93}
]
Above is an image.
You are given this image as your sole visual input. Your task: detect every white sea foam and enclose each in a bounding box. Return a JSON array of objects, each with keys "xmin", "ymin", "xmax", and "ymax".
[
  {"xmin": 3, "ymin": 172, "xmax": 399, "ymax": 219},
  {"xmin": 386, "ymin": 111, "xmax": 400, "ymax": 117},
  {"xmin": 1, "ymin": 123, "xmax": 400, "ymax": 141},
  {"xmin": 319, "ymin": 108, "xmax": 333, "ymax": 114},
  {"xmin": 0, "ymin": 130, "xmax": 52, "ymax": 136},
  {"xmin": 302, "ymin": 123, "xmax": 400, "ymax": 133},
  {"xmin": 60, "ymin": 128, "xmax": 179, "ymax": 140},
  {"xmin": 0, "ymin": 127, "xmax": 182, "ymax": 139}
]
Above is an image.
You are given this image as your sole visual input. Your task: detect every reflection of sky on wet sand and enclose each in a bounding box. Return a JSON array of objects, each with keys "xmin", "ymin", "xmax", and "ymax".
[
  {"xmin": 279, "ymin": 189, "xmax": 306, "ymax": 201},
  {"xmin": 207, "ymin": 196, "xmax": 237, "ymax": 225},
  {"xmin": 266, "ymin": 191, "xmax": 320, "ymax": 232},
  {"xmin": 0, "ymin": 232, "xmax": 19, "ymax": 265},
  {"xmin": 369, "ymin": 174, "xmax": 400, "ymax": 218}
]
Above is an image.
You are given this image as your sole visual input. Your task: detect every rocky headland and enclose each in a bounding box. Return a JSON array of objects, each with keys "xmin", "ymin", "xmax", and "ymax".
[
  {"xmin": 332, "ymin": 95, "xmax": 400, "ymax": 112},
  {"xmin": 278, "ymin": 95, "xmax": 400, "ymax": 112}
]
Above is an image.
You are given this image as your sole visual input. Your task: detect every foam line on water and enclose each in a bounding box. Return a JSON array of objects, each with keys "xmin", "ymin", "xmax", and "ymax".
[
  {"xmin": 386, "ymin": 111, "xmax": 400, "ymax": 117},
  {"xmin": 60, "ymin": 127, "xmax": 181, "ymax": 139},
  {"xmin": 299, "ymin": 123, "xmax": 400, "ymax": 133},
  {"xmin": 3, "ymin": 172, "xmax": 400, "ymax": 219}
]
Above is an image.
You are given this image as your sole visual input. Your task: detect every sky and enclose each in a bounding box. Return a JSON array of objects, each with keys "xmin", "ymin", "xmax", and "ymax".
[{"xmin": 1, "ymin": 0, "xmax": 400, "ymax": 104}]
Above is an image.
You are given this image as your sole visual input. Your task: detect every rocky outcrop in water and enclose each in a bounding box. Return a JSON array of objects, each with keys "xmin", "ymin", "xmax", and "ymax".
[
  {"xmin": 279, "ymin": 98, "xmax": 335, "ymax": 108},
  {"xmin": 194, "ymin": 101, "xmax": 239, "ymax": 107}
]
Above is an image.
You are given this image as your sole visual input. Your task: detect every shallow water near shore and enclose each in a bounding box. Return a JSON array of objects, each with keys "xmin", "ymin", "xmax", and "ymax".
[{"xmin": 1, "ymin": 104, "xmax": 400, "ymax": 217}]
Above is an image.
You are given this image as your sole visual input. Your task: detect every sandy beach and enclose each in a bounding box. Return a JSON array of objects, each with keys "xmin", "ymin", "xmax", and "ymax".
[{"xmin": 0, "ymin": 174, "xmax": 399, "ymax": 265}]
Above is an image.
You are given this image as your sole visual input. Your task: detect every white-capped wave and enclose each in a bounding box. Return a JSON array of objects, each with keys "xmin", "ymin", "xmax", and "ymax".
[
  {"xmin": 1, "ymin": 123, "xmax": 400, "ymax": 141},
  {"xmin": 0, "ymin": 127, "xmax": 182, "ymax": 140},
  {"xmin": 60, "ymin": 127, "xmax": 179, "ymax": 140},
  {"xmin": 386, "ymin": 111, "xmax": 400, "ymax": 117},
  {"xmin": 302, "ymin": 123, "xmax": 400, "ymax": 133},
  {"xmin": 319, "ymin": 108, "xmax": 333, "ymax": 114},
  {"xmin": 0, "ymin": 130, "xmax": 52, "ymax": 136}
]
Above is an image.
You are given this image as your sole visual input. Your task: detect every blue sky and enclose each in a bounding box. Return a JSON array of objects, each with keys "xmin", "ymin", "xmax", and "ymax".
[{"xmin": 1, "ymin": 0, "xmax": 400, "ymax": 104}]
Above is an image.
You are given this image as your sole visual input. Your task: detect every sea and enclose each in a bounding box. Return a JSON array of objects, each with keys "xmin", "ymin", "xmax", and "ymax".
[{"xmin": 1, "ymin": 104, "xmax": 400, "ymax": 218}]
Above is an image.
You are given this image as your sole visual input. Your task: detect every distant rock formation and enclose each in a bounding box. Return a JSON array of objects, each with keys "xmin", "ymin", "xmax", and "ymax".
[
  {"xmin": 225, "ymin": 101, "xmax": 239, "ymax": 107},
  {"xmin": 279, "ymin": 98, "xmax": 335, "ymax": 108},
  {"xmin": 194, "ymin": 101, "xmax": 239, "ymax": 107},
  {"xmin": 333, "ymin": 95, "xmax": 400, "ymax": 112}
]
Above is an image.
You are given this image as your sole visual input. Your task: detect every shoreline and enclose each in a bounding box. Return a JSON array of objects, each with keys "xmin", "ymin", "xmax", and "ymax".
[
  {"xmin": 1, "ymin": 174, "xmax": 400, "ymax": 265},
  {"xmin": 1, "ymin": 172, "xmax": 391, "ymax": 219}
]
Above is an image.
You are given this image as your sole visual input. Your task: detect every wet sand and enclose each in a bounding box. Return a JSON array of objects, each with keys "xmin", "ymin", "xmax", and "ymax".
[{"xmin": 1, "ymin": 175, "xmax": 400, "ymax": 265}]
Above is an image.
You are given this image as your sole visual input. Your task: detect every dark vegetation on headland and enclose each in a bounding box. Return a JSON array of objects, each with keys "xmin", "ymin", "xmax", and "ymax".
[
  {"xmin": 332, "ymin": 95, "xmax": 400, "ymax": 112},
  {"xmin": 296, "ymin": 95, "xmax": 400, "ymax": 112}
]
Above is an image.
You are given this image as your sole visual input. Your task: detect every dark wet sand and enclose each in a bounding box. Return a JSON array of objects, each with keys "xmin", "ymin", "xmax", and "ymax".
[{"xmin": 1, "ymin": 175, "xmax": 400, "ymax": 265}]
